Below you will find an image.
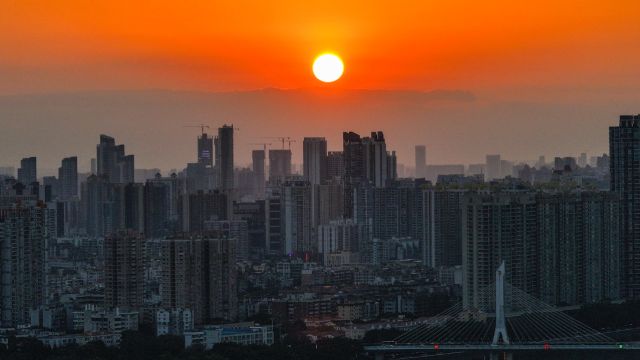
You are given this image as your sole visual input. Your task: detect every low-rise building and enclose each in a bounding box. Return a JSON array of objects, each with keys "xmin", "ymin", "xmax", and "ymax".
[
  {"xmin": 183, "ymin": 324, "xmax": 274, "ymax": 349},
  {"xmin": 155, "ymin": 308, "xmax": 194, "ymax": 336}
]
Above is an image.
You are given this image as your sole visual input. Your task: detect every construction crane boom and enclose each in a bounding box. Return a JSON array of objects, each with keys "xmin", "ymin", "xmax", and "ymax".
[
  {"xmin": 261, "ymin": 136, "xmax": 296, "ymax": 149},
  {"xmin": 183, "ymin": 124, "xmax": 211, "ymax": 135},
  {"xmin": 249, "ymin": 143, "xmax": 271, "ymax": 152}
]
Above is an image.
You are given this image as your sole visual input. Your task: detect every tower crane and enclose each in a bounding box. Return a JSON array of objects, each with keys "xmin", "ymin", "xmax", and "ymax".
[
  {"xmin": 183, "ymin": 124, "xmax": 210, "ymax": 135},
  {"xmin": 249, "ymin": 143, "xmax": 271, "ymax": 152},
  {"xmin": 262, "ymin": 137, "xmax": 296, "ymax": 150}
]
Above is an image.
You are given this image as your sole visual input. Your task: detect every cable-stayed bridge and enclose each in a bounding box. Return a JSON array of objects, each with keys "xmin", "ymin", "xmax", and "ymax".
[{"xmin": 365, "ymin": 262, "xmax": 640, "ymax": 359}]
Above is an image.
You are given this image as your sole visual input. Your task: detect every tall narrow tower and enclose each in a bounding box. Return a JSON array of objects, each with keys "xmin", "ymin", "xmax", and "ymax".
[
  {"xmin": 216, "ymin": 125, "xmax": 234, "ymax": 192},
  {"xmin": 492, "ymin": 261, "xmax": 510, "ymax": 345}
]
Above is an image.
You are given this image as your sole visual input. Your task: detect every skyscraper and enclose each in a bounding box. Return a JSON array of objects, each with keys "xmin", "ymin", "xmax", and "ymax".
[
  {"xmin": 264, "ymin": 186, "xmax": 283, "ymax": 256},
  {"xmin": 160, "ymin": 235, "xmax": 237, "ymax": 324},
  {"xmin": 17, "ymin": 156, "xmax": 37, "ymax": 185},
  {"xmin": 363, "ymin": 131, "xmax": 388, "ymax": 187},
  {"xmin": 303, "ymin": 137, "xmax": 328, "ymax": 185},
  {"xmin": 537, "ymin": 191, "xmax": 620, "ymax": 305},
  {"xmin": 83, "ymin": 174, "xmax": 114, "ymax": 237},
  {"xmin": 342, "ymin": 131, "xmax": 395, "ymax": 218},
  {"xmin": 343, "ymin": 132, "xmax": 365, "ymax": 218},
  {"xmin": 185, "ymin": 190, "xmax": 228, "ymax": 232},
  {"xmin": 462, "ymin": 191, "xmax": 538, "ymax": 309},
  {"xmin": 485, "ymin": 154, "xmax": 501, "ymax": 181},
  {"xmin": 204, "ymin": 219, "xmax": 249, "ymax": 262},
  {"xmin": 610, "ymin": 114, "xmax": 640, "ymax": 299},
  {"xmin": 104, "ymin": 230, "xmax": 145, "ymax": 310},
  {"xmin": 58, "ymin": 156, "xmax": 78, "ymax": 200},
  {"xmin": 252, "ymin": 149, "xmax": 266, "ymax": 198},
  {"xmin": 215, "ymin": 125, "xmax": 234, "ymax": 192},
  {"xmin": 269, "ymin": 149, "xmax": 292, "ymax": 183},
  {"xmin": 317, "ymin": 182, "xmax": 344, "ymax": 226},
  {"xmin": 415, "ymin": 145, "xmax": 426, "ymax": 179},
  {"xmin": 326, "ymin": 151, "xmax": 344, "ymax": 181},
  {"xmin": 112, "ymin": 182, "xmax": 145, "ymax": 234},
  {"xmin": 197, "ymin": 132, "xmax": 214, "ymax": 167},
  {"xmin": 144, "ymin": 174, "xmax": 179, "ymax": 238},
  {"xmin": 0, "ymin": 204, "xmax": 47, "ymax": 327},
  {"xmin": 96, "ymin": 135, "xmax": 134, "ymax": 184},
  {"xmin": 422, "ymin": 188, "xmax": 465, "ymax": 268},
  {"xmin": 281, "ymin": 179, "xmax": 313, "ymax": 257}
]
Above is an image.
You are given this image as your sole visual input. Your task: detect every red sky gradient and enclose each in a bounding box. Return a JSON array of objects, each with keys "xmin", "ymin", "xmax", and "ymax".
[
  {"xmin": 2, "ymin": 1, "xmax": 640, "ymax": 94},
  {"xmin": 1, "ymin": 1, "xmax": 640, "ymax": 171}
]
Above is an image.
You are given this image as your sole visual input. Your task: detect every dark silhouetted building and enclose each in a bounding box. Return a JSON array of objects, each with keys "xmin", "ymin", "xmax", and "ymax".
[
  {"xmin": 252, "ymin": 150, "xmax": 266, "ymax": 198},
  {"xmin": 160, "ymin": 236, "xmax": 237, "ymax": 324},
  {"xmin": 0, "ymin": 204, "xmax": 48, "ymax": 327},
  {"xmin": 269, "ymin": 149, "xmax": 292, "ymax": 183},
  {"xmin": 58, "ymin": 156, "xmax": 78, "ymax": 200},
  {"xmin": 326, "ymin": 151, "xmax": 344, "ymax": 181},
  {"xmin": 216, "ymin": 125, "xmax": 234, "ymax": 192},
  {"xmin": 415, "ymin": 145, "xmax": 426, "ymax": 179},
  {"xmin": 303, "ymin": 137, "xmax": 327, "ymax": 185},
  {"xmin": 198, "ymin": 133, "xmax": 214, "ymax": 167},
  {"xmin": 17, "ymin": 157, "xmax": 37, "ymax": 185},
  {"xmin": 610, "ymin": 114, "xmax": 640, "ymax": 299},
  {"xmin": 96, "ymin": 135, "xmax": 134, "ymax": 184},
  {"xmin": 104, "ymin": 230, "xmax": 144, "ymax": 310}
]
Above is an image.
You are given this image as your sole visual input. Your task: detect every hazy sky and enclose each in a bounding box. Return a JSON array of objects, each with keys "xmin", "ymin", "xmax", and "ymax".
[{"xmin": 1, "ymin": 1, "xmax": 639, "ymax": 172}]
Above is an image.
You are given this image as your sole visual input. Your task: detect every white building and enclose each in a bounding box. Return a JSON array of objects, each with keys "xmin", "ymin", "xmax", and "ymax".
[
  {"xmin": 184, "ymin": 324, "xmax": 274, "ymax": 350},
  {"xmin": 155, "ymin": 308, "xmax": 194, "ymax": 336}
]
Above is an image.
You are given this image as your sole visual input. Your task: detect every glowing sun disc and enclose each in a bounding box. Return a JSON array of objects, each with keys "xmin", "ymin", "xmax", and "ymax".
[{"xmin": 313, "ymin": 54, "xmax": 344, "ymax": 83}]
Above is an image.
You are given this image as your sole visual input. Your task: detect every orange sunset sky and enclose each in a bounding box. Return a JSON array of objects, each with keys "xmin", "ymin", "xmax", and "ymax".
[{"xmin": 1, "ymin": 1, "xmax": 640, "ymax": 171}]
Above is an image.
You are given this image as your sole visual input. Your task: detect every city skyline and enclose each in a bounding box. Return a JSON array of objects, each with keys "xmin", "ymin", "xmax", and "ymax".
[
  {"xmin": 3, "ymin": 2, "xmax": 640, "ymax": 172},
  {"xmin": 3, "ymin": 2, "xmax": 640, "ymax": 358},
  {"xmin": 0, "ymin": 104, "xmax": 618, "ymax": 176}
]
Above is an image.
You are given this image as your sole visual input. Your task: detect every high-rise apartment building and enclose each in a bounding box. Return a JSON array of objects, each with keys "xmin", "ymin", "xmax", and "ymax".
[
  {"xmin": 269, "ymin": 149, "xmax": 292, "ymax": 183},
  {"xmin": 363, "ymin": 131, "xmax": 388, "ymax": 187},
  {"xmin": 96, "ymin": 135, "xmax": 134, "ymax": 184},
  {"xmin": 232, "ymin": 200, "xmax": 266, "ymax": 259},
  {"xmin": 343, "ymin": 132, "xmax": 366, "ymax": 219},
  {"xmin": 104, "ymin": 230, "xmax": 145, "ymax": 309},
  {"xmin": 538, "ymin": 191, "xmax": 620, "ymax": 305},
  {"xmin": 0, "ymin": 204, "xmax": 47, "ymax": 327},
  {"xmin": 485, "ymin": 154, "xmax": 501, "ymax": 181},
  {"xmin": 204, "ymin": 219, "xmax": 249, "ymax": 262},
  {"xmin": 144, "ymin": 174, "xmax": 179, "ymax": 238},
  {"xmin": 215, "ymin": 125, "xmax": 234, "ymax": 192},
  {"xmin": 610, "ymin": 114, "xmax": 640, "ymax": 299},
  {"xmin": 460, "ymin": 188, "xmax": 621, "ymax": 308},
  {"xmin": 317, "ymin": 219, "xmax": 366, "ymax": 265},
  {"xmin": 415, "ymin": 145, "xmax": 426, "ymax": 179},
  {"xmin": 252, "ymin": 149, "xmax": 266, "ymax": 198},
  {"xmin": 17, "ymin": 157, "xmax": 37, "ymax": 185},
  {"xmin": 83, "ymin": 174, "xmax": 114, "ymax": 237},
  {"xmin": 160, "ymin": 236, "xmax": 237, "ymax": 324},
  {"xmin": 326, "ymin": 151, "xmax": 344, "ymax": 181},
  {"xmin": 462, "ymin": 191, "xmax": 538, "ymax": 310},
  {"xmin": 317, "ymin": 182, "xmax": 344, "ymax": 226},
  {"xmin": 185, "ymin": 190, "xmax": 228, "ymax": 233},
  {"xmin": 58, "ymin": 156, "xmax": 78, "ymax": 200},
  {"xmin": 197, "ymin": 133, "xmax": 214, "ymax": 167},
  {"xmin": 112, "ymin": 183, "xmax": 145, "ymax": 234},
  {"xmin": 265, "ymin": 186, "xmax": 283, "ymax": 256},
  {"xmin": 303, "ymin": 137, "xmax": 328, "ymax": 185},
  {"xmin": 281, "ymin": 179, "xmax": 313, "ymax": 257},
  {"xmin": 422, "ymin": 189, "xmax": 466, "ymax": 268}
]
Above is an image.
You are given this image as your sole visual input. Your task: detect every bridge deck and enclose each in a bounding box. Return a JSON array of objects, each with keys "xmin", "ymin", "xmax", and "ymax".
[{"xmin": 364, "ymin": 343, "xmax": 640, "ymax": 352}]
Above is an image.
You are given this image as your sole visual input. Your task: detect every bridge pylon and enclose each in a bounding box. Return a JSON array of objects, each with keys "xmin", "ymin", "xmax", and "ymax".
[{"xmin": 492, "ymin": 261, "xmax": 510, "ymax": 345}]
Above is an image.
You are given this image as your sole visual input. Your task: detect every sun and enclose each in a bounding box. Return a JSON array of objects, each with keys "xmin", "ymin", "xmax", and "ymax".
[{"xmin": 313, "ymin": 53, "xmax": 344, "ymax": 83}]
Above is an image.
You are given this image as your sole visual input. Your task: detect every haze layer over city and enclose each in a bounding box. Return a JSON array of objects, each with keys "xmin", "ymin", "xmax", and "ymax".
[{"xmin": 1, "ymin": 2, "xmax": 640, "ymax": 360}]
